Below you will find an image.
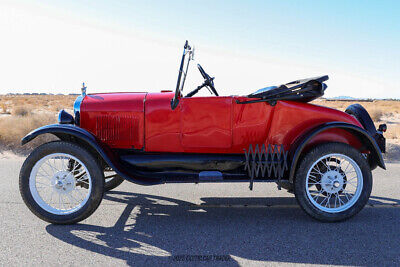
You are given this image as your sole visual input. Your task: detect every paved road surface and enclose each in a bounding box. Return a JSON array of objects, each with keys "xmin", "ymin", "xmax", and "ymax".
[{"xmin": 0, "ymin": 158, "xmax": 399, "ymax": 266}]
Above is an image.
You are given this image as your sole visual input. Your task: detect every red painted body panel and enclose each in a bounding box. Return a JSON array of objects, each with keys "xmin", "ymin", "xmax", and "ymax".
[
  {"xmin": 80, "ymin": 93, "xmax": 146, "ymax": 149},
  {"xmin": 266, "ymin": 101, "xmax": 363, "ymax": 151},
  {"xmin": 232, "ymin": 97, "xmax": 273, "ymax": 151},
  {"xmin": 79, "ymin": 92, "xmax": 364, "ymax": 153},
  {"xmin": 181, "ymin": 97, "xmax": 233, "ymax": 148},
  {"xmin": 144, "ymin": 93, "xmax": 181, "ymax": 151}
]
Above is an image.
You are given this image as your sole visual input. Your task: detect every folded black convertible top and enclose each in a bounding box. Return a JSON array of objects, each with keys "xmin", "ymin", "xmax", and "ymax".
[{"xmin": 242, "ymin": 75, "xmax": 329, "ymax": 104}]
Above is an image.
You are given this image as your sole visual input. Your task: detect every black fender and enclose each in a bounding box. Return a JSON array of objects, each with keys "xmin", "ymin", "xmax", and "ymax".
[
  {"xmin": 288, "ymin": 122, "xmax": 385, "ymax": 183},
  {"xmin": 345, "ymin": 104, "xmax": 376, "ymax": 135},
  {"xmin": 345, "ymin": 103, "xmax": 386, "ymax": 155},
  {"xmin": 21, "ymin": 124, "xmax": 162, "ymax": 186}
]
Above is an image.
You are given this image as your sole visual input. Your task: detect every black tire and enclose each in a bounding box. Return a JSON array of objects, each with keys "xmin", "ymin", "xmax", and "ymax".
[
  {"xmin": 294, "ymin": 142, "xmax": 372, "ymax": 222},
  {"xmin": 104, "ymin": 173, "xmax": 124, "ymax": 192},
  {"xmin": 19, "ymin": 141, "xmax": 104, "ymax": 224}
]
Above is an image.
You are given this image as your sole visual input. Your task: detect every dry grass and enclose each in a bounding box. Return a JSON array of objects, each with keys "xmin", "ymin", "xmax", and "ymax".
[
  {"xmin": 0, "ymin": 113, "xmax": 57, "ymax": 154},
  {"xmin": 12, "ymin": 106, "xmax": 30, "ymax": 117},
  {"xmin": 385, "ymin": 124, "xmax": 400, "ymax": 139},
  {"xmin": 368, "ymin": 108, "xmax": 384, "ymax": 122},
  {"xmin": 1, "ymin": 103, "xmax": 8, "ymax": 114},
  {"xmin": 314, "ymin": 100, "xmax": 400, "ymax": 116},
  {"xmin": 0, "ymin": 95, "xmax": 75, "ymax": 154},
  {"xmin": 0, "ymin": 95, "xmax": 75, "ymax": 113}
]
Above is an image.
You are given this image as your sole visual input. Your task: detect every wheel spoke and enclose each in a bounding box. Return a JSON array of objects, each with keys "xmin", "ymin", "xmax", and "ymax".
[
  {"xmin": 324, "ymin": 193, "xmax": 332, "ymax": 207},
  {"xmin": 336, "ymin": 160, "xmax": 342, "ymax": 172},
  {"xmin": 36, "ymin": 181, "xmax": 51, "ymax": 187},
  {"xmin": 45, "ymin": 161, "xmax": 57, "ymax": 174},
  {"xmin": 38, "ymin": 166, "xmax": 53, "ymax": 179},
  {"xmin": 313, "ymin": 190, "xmax": 324, "ymax": 202},
  {"xmin": 66, "ymin": 193, "xmax": 77, "ymax": 206},
  {"xmin": 58, "ymin": 193, "xmax": 62, "ymax": 210},
  {"xmin": 321, "ymin": 159, "xmax": 331, "ymax": 171},
  {"xmin": 337, "ymin": 195, "xmax": 345, "ymax": 206},
  {"xmin": 308, "ymin": 177, "xmax": 320, "ymax": 184},
  {"xmin": 334, "ymin": 193, "xmax": 338, "ymax": 208},
  {"xmin": 49, "ymin": 190, "xmax": 55, "ymax": 204},
  {"xmin": 314, "ymin": 164, "xmax": 323, "ymax": 175},
  {"xmin": 345, "ymin": 182, "xmax": 357, "ymax": 188}
]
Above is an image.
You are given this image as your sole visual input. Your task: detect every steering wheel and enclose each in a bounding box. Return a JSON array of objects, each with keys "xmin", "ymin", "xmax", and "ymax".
[{"xmin": 197, "ymin": 64, "xmax": 219, "ymax": 96}]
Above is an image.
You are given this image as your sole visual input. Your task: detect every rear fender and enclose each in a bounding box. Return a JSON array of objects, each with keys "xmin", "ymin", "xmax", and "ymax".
[
  {"xmin": 288, "ymin": 122, "xmax": 385, "ymax": 183},
  {"xmin": 21, "ymin": 124, "xmax": 161, "ymax": 185}
]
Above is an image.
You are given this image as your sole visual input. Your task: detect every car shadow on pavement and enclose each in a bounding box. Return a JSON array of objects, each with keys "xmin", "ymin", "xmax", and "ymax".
[{"xmin": 46, "ymin": 191, "xmax": 400, "ymax": 266}]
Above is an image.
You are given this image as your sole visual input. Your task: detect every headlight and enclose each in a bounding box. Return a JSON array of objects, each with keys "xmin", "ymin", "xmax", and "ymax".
[
  {"xmin": 58, "ymin": 110, "xmax": 74, "ymax": 124},
  {"xmin": 73, "ymin": 95, "xmax": 84, "ymax": 125}
]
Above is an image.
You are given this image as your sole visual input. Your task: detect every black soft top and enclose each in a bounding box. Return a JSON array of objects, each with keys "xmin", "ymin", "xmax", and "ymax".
[{"xmin": 246, "ymin": 75, "xmax": 329, "ymax": 103}]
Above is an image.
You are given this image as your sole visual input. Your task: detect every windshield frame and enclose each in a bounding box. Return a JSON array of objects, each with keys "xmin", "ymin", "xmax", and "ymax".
[{"xmin": 171, "ymin": 40, "xmax": 194, "ymax": 109}]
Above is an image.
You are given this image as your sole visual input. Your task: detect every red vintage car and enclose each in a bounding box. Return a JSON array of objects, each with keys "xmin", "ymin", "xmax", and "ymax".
[{"xmin": 19, "ymin": 41, "xmax": 386, "ymax": 224}]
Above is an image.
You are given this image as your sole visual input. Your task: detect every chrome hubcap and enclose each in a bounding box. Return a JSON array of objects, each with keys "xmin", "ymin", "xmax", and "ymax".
[
  {"xmin": 51, "ymin": 171, "xmax": 75, "ymax": 193},
  {"xmin": 320, "ymin": 170, "xmax": 344, "ymax": 194}
]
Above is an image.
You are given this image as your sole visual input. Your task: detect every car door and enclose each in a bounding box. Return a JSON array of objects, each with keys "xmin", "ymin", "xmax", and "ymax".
[{"xmin": 180, "ymin": 96, "xmax": 233, "ymax": 149}]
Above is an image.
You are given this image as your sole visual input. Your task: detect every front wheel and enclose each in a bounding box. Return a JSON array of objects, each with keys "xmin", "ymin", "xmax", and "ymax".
[
  {"xmin": 19, "ymin": 141, "xmax": 104, "ymax": 224},
  {"xmin": 294, "ymin": 143, "xmax": 372, "ymax": 222}
]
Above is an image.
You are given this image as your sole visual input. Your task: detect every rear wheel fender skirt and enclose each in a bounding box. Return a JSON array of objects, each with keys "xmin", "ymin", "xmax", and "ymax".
[
  {"xmin": 288, "ymin": 122, "xmax": 385, "ymax": 183},
  {"xmin": 21, "ymin": 124, "xmax": 161, "ymax": 186}
]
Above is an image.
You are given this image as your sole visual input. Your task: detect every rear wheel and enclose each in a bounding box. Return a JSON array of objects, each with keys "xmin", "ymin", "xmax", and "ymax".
[
  {"xmin": 294, "ymin": 143, "xmax": 372, "ymax": 222},
  {"xmin": 104, "ymin": 168, "xmax": 124, "ymax": 192},
  {"xmin": 19, "ymin": 141, "xmax": 104, "ymax": 224}
]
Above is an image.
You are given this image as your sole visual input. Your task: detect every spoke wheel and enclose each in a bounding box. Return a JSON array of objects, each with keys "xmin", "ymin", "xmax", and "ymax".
[
  {"xmin": 306, "ymin": 154, "xmax": 363, "ymax": 213},
  {"xmin": 29, "ymin": 153, "xmax": 92, "ymax": 215},
  {"xmin": 20, "ymin": 141, "xmax": 104, "ymax": 224},
  {"xmin": 294, "ymin": 143, "xmax": 372, "ymax": 222}
]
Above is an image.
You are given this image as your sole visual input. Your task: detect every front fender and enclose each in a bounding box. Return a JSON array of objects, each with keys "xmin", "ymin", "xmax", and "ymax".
[
  {"xmin": 288, "ymin": 122, "xmax": 385, "ymax": 183},
  {"xmin": 22, "ymin": 124, "xmax": 97, "ymax": 146},
  {"xmin": 21, "ymin": 124, "xmax": 161, "ymax": 185}
]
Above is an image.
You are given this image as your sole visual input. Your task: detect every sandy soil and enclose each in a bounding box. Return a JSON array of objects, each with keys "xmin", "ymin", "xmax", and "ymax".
[
  {"xmin": 0, "ymin": 150, "xmax": 23, "ymax": 160},
  {"xmin": 385, "ymin": 139, "xmax": 400, "ymax": 162}
]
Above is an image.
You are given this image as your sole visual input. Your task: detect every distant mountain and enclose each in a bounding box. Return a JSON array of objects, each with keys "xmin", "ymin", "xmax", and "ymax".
[{"xmin": 329, "ymin": 96, "xmax": 357, "ymax": 100}]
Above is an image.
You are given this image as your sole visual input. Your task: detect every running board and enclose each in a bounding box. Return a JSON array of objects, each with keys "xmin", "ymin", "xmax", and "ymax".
[
  {"xmin": 199, "ymin": 171, "xmax": 223, "ymax": 181},
  {"xmin": 116, "ymin": 149, "xmax": 289, "ymax": 189}
]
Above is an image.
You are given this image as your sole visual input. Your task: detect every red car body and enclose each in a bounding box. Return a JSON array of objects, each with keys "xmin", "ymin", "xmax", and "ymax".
[{"xmin": 80, "ymin": 92, "xmax": 363, "ymax": 154}]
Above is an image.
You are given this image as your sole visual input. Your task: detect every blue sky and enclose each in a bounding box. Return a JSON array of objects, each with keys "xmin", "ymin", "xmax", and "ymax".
[{"xmin": 0, "ymin": 0, "xmax": 399, "ymax": 98}]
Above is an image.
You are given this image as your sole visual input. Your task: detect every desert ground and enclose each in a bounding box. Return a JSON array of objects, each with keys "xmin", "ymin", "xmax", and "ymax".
[{"xmin": 0, "ymin": 95, "xmax": 399, "ymax": 161}]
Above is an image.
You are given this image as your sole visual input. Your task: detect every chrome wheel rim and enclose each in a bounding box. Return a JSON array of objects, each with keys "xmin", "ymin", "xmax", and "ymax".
[
  {"xmin": 305, "ymin": 153, "xmax": 363, "ymax": 213},
  {"xmin": 29, "ymin": 153, "xmax": 92, "ymax": 215}
]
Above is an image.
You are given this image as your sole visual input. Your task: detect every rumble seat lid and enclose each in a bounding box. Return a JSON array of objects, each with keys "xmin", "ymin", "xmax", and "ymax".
[{"xmin": 247, "ymin": 75, "xmax": 329, "ymax": 103}]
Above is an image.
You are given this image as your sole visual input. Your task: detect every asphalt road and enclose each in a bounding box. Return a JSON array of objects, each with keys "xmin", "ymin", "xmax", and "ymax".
[{"xmin": 1, "ymin": 158, "xmax": 399, "ymax": 266}]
